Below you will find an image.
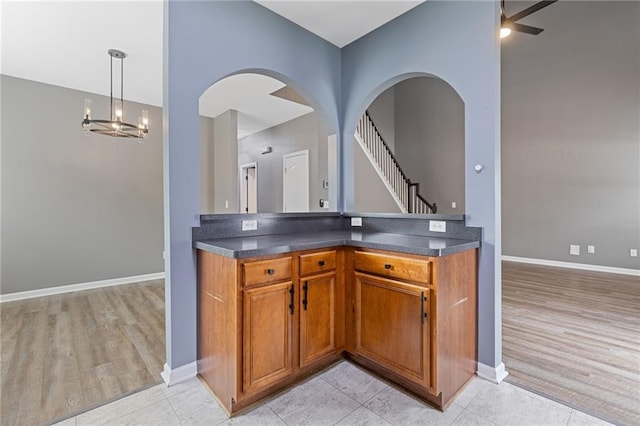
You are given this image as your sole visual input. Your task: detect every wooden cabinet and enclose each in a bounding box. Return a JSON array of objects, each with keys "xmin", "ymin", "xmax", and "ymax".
[
  {"xmin": 198, "ymin": 248, "xmax": 344, "ymax": 415},
  {"xmin": 349, "ymin": 247, "xmax": 477, "ymax": 409},
  {"xmin": 354, "ymin": 273, "xmax": 431, "ymax": 389},
  {"xmin": 299, "ymin": 250, "xmax": 341, "ymax": 368},
  {"xmin": 198, "ymin": 243, "xmax": 476, "ymax": 414},
  {"xmin": 242, "ymin": 281, "xmax": 295, "ymax": 395}
]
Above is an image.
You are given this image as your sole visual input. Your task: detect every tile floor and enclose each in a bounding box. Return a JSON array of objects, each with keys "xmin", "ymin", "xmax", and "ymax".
[{"xmin": 53, "ymin": 361, "xmax": 612, "ymax": 426}]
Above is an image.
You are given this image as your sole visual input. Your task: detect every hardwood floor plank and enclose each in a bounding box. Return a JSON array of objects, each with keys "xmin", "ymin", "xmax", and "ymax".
[
  {"xmin": 0, "ymin": 280, "xmax": 165, "ymax": 426},
  {"xmin": 503, "ymin": 262, "xmax": 640, "ymax": 426}
]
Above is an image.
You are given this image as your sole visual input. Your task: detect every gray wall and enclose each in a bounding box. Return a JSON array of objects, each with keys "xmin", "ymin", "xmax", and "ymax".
[
  {"xmin": 238, "ymin": 113, "xmax": 329, "ymax": 213},
  {"xmin": 502, "ymin": 1, "xmax": 640, "ymax": 270},
  {"xmin": 395, "ymin": 77, "xmax": 466, "ymax": 214},
  {"xmin": 213, "ymin": 110, "xmax": 239, "ymax": 213},
  {"xmin": 199, "ymin": 116, "xmax": 215, "ymax": 213},
  {"xmin": 367, "ymin": 86, "xmax": 395, "ymax": 151},
  {"xmin": 164, "ymin": 0, "xmax": 342, "ymax": 369},
  {"xmin": 1, "ymin": 75, "xmax": 164, "ymax": 295},
  {"xmin": 353, "ymin": 138, "xmax": 403, "ymax": 213},
  {"xmin": 341, "ymin": 1, "xmax": 502, "ymax": 371}
]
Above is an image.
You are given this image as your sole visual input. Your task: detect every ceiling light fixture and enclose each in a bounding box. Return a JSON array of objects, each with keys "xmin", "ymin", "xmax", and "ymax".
[
  {"xmin": 500, "ymin": 1, "xmax": 512, "ymax": 39},
  {"xmin": 82, "ymin": 49, "xmax": 149, "ymax": 139}
]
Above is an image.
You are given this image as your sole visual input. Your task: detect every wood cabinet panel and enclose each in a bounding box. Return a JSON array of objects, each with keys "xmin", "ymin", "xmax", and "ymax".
[
  {"xmin": 354, "ymin": 251, "xmax": 431, "ymax": 284},
  {"xmin": 242, "ymin": 281, "xmax": 295, "ymax": 395},
  {"xmin": 243, "ymin": 257, "xmax": 292, "ymax": 287},
  {"xmin": 197, "ymin": 245, "xmax": 476, "ymax": 414},
  {"xmin": 300, "ymin": 273, "xmax": 336, "ymax": 367},
  {"xmin": 300, "ymin": 250, "xmax": 337, "ymax": 277},
  {"xmin": 354, "ymin": 272, "xmax": 431, "ymax": 387}
]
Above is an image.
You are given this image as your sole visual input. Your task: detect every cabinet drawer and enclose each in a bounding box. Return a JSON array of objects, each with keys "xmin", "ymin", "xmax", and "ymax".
[
  {"xmin": 354, "ymin": 251, "xmax": 431, "ymax": 284},
  {"xmin": 300, "ymin": 250, "xmax": 337, "ymax": 276},
  {"xmin": 243, "ymin": 257, "xmax": 292, "ymax": 287}
]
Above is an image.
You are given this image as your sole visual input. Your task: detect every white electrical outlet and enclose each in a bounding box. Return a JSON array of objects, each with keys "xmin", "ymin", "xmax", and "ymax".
[
  {"xmin": 242, "ymin": 220, "xmax": 257, "ymax": 231},
  {"xmin": 569, "ymin": 245, "xmax": 580, "ymax": 256},
  {"xmin": 631, "ymin": 249, "xmax": 638, "ymax": 257},
  {"xmin": 587, "ymin": 245, "xmax": 595, "ymax": 254},
  {"xmin": 429, "ymin": 220, "xmax": 446, "ymax": 233},
  {"xmin": 351, "ymin": 217, "xmax": 363, "ymax": 227},
  {"xmin": 225, "ymin": 200, "xmax": 229, "ymax": 209},
  {"xmin": 451, "ymin": 202, "xmax": 457, "ymax": 209}
]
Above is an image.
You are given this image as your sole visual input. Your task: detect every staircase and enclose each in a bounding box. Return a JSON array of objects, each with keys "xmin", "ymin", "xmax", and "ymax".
[{"xmin": 355, "ymin": 111, "xmax": 437, "ymax": 214}]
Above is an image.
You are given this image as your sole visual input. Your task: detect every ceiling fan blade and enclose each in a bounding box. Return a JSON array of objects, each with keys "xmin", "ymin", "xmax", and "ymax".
[
  {"xmin": 507, "ymin": 0, "xmax": 558, "ymax": 23},
  {"xmin": 511, "ymin": 22, "xmax": 545, "ymax": 35}
]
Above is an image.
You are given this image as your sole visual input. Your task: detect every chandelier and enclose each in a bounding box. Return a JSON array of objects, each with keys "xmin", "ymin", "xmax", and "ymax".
[{"xmin": 82, "ymin": 49, "xmax": 149, "ymax": 139}]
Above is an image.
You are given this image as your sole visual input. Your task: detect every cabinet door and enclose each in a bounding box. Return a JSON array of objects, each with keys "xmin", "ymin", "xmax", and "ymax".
[
  {"xmin": 300, "ymin": 273, "xmax": 336, "ymax": 367},
  {"xmin": 354, "ymin": 273, "xmax": 431, "ymax": 388},
  {"xmin": 243, "ymin": 281, "xmax": 295, "ymax": 395}
]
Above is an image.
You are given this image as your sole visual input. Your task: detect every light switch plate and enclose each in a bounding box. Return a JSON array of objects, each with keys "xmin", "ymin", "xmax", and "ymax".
[
  {"xmin": 569, "ymin": 245, "xmax": 580, "ymax": 256},
  {"xmin": 631, "ymin": 249, "xmax": 638, "ymax": 257},
  {"xmin": 242, "ymin": 220, "xmax": 258, "ymax": 231},
  {"xmin": 429, "ymin": 220, "xmax": 446, "ymax": 233},
  {"xmin": 351, "ymin": 217, "xmax": 363, "ymax": 227}
]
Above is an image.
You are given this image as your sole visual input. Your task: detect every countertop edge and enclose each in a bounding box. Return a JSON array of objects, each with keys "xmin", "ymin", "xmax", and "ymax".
[{"xmin": 194, "ymin": 235, "xmax": 480, "ymax": 259}]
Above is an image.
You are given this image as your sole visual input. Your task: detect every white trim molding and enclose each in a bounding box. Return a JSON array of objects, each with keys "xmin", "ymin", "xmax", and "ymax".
[
  {"xmin": 0, "ymin": 272, "xmax": 165, "ymax": 303},
  {"xmin": 502, "ymin": 256, "xmax": 640, "ymax": 277},
  {"xmin": 477, "ymin": 362, "xmax": 508, "ymax": 384},
  {"xmin": 354, "ymin": 132, "xmax": 407, "ymax": 213},
  {"xmin": 161, "ymin": 361, "xmax": 198, "ymax": 386}
]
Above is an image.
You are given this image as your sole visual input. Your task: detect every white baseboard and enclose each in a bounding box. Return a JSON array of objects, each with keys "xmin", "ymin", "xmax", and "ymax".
[
  {"xmin": 0, "ymin": 272, "xmax": 165, "ymax": 303},
  {"xmin": 502, "ymin": 256, "xmax": 640, "ymax": 277},
  {"xmin": 477, "ymin": 362, "xmax": 508, "ymax": 384},
  {"xmin": 161, "ymin": 362, "xmax": 198, "ymax": 386}
]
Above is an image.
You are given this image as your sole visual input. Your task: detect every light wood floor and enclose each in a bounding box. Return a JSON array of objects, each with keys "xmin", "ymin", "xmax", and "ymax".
[
  {"xmin": 503, "ymin": 262, "xmax": 640, "ymax": 426},
  {"xmin": 0, "ymin": 280, "xmax": 165, "ymax": 426}
]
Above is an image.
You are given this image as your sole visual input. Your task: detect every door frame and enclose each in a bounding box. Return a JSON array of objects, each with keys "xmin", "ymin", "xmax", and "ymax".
[
  {"xmin": 240, "ymin": 162, "xmax": 258, "ymax": 214},
  {"xmin": 282, "ymin": 149, "xmax": 310, "ymax": 212}
]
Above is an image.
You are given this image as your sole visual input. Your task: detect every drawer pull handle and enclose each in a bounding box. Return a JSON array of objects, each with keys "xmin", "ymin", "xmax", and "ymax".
[
  {"xmin": 267, "ymin": 268, "xmax": 275, "ymax": 275},
  {"xmin": 384, "ymin": 264, "xmax": 392, "ymax": 270},
  {"xmin": 289, "ymin": 284, "xmax": 295, "ymax": 314},
  {"xmin": 318, "ymin": 260, "xmax": 325, "ymax": 267},
  {"xmin": 302, "ymin": 281, "xmax": 308, "ymax": 310},
  {"xmin": 421, "ymin": 292, "xmax": 428, "ymax": 324}
]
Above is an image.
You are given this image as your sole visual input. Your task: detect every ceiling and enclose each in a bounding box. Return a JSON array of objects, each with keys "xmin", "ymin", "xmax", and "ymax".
[
  {"xmin": 255, "ymin": 1, "xmax": 424, "ymax": 48},
  {"xmin": 1, "ymin": 1, "xmax": 164, "ymax": 107},
  {"xmin": 1, "ymin": 1, "xmax": 423, "ymax": 133},
  {"xmin": 200, "ymin": 74, "xmax": 313, "ymax": 139}
]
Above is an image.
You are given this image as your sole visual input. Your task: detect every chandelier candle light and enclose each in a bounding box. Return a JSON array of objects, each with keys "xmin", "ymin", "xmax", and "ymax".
[{"xmin": 82, "ymin": 49, "xmax": 149, "ymax": 139}]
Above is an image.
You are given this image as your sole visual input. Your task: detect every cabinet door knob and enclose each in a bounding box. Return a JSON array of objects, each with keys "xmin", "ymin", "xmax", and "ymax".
[
  {"xmin": 384, "ymin": 264, "xmax": 392, "ymax": 270},
  {"xmin": 267, "ymin": 268, "xmax": 275, "ymax": 275},
  {"xmin": 318, "ymin": 260, "xmax": 325, "ymax": 266}
]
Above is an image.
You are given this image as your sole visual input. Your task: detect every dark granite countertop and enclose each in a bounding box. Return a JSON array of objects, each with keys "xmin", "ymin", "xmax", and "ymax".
[{"xmin": 194, "ymin": 231, "xmax": 480, "ymax": 259}]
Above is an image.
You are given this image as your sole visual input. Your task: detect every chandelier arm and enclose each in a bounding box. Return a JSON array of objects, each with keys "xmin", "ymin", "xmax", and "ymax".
[
  {"xmin": 120, "ymin": 55, "xmax": 124, "ymax": 122},
  {"xmin": 110, "ymin": 53, "xmax": 114, "ymax": 122}
]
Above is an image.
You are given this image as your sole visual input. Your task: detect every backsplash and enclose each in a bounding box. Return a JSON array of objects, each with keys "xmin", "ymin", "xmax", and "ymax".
[{"xmin": 193, "ymin": 212, "xmax": 481, "ymax": 242}]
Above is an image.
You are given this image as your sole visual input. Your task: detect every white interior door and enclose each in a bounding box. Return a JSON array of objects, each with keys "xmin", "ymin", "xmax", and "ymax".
[
  {"xmin": 240, "ymin": 163, "xmax": 258, "ymax": 214},
  {"xmin": 283, "ymin": 150, "xmax": 309, "ymax": 212}
]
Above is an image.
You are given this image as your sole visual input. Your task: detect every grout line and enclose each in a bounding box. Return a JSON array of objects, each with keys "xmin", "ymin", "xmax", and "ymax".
[
  {"xmin": 164, "ymin": 393, "xmax": 185, "ymax": 426},
  {"xmin": 331, "ymin": 405, "xmax": 362, "ymax": 425}
]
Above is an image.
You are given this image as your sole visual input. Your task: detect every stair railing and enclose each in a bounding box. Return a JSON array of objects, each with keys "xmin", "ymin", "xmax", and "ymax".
[{"xmin": 356, "ymin": 111, "xmax": 437, "ymax": 214}]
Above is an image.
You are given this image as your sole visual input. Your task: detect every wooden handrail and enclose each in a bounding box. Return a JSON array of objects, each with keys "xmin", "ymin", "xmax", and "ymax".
[
  {"xmin": 362, "ymin": 110, "xmax": 437, "ymax": 214},
  {"xmin": 364, "ymin": 111, "xmax": 409, "ymax": 182}
]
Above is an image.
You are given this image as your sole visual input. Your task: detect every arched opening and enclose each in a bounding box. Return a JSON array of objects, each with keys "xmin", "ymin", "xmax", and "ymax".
[
  {"xmin": 351, "ymin": 75, "xmax": 465, "ymax": 215},
  {"xmin": 198, "ymin": 72, "xmax": 338, "ymax": 214}
]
